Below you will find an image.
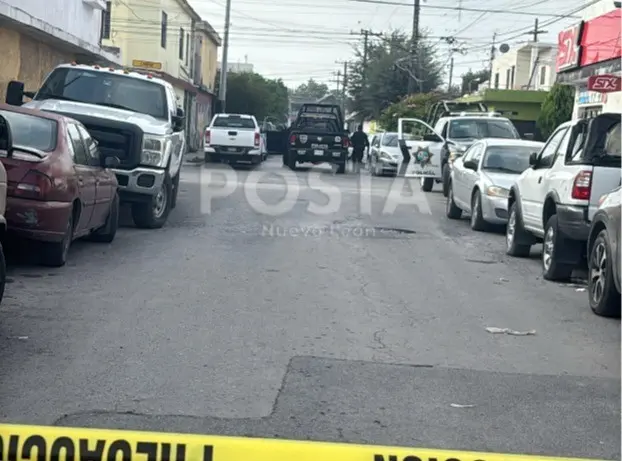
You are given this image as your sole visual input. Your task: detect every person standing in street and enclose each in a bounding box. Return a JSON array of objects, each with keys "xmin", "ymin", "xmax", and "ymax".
[{"xmin": 350, "ymin": 124, "xmax": 369, "ymax": 174}]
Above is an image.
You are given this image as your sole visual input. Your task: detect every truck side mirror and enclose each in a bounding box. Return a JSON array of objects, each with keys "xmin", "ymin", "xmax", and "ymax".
[
  {"xmin": 6, "ymin": 81, "xmax": 25, "ymax": 106},
  {"xmin": 0, "ymin": 115, "xmax": 14, "ymax": 157},
  {"xmin": 528, "ymin": 152, "xmax": 538, "ymax": 166},
  {"xmin": 173, "ymin": 108, "xmax": 185, "ymax": 132}
]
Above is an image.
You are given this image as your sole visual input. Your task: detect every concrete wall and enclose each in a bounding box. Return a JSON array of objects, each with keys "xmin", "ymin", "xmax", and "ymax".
[
  {"xmin": 1, "ymin": 0, "xmax": 106, "ymax": 50},
  {"xmin": 200, "ymin": 33, "xmax": 218, "ymax": 91},
  {"xmin": 0, "ymin": 26, "xmax": 77, "ymax": 102}
]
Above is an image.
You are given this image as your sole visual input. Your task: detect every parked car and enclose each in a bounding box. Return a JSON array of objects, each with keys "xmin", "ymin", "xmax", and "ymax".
[
  {"xmin": 506, "ymin": 113, "xmax": 621, "ymax": 281},
  {"xmin": 587, "ymin": 186, "xmax": 621, "ymax": 317},
  {"xmin": 368, "ymin": 132, "xmax": 401, "ymax": 176},
  {"xmin": 432, "ymin": 112, "xmax": 522, "ymax": 197},
  {"xmin": 446, "ymin": 138, "xmax": 544, "ymax": 230},
  {"xmin": 204, "ymin": 113, "xmax": 264, "ymax": 165},
  {"xmin": 0, "ymin": 115, "xmax": 8, "ymax": 304},
  {"xmin": 0, "ymin": 103, "xmax": 120, "ymax": 267}
]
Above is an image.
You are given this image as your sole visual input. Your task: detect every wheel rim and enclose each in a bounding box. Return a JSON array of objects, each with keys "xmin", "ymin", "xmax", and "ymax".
[
  {"xmin": 507, "ymin": 209, "xmax": 516, "ymax": 248},
  {"xmin": 153, "ymin": 184, "xmax": 167, "ymax": 219},
  {"xmin": 589, "ymin": 242, "xmax": 607, "ymax": 304},
  {"xmin": 543, "ymin": 226, "xmax": 555, "ymax": 270},
  {"xmin": 471, "ymin": 194, "xmax": 479, "ymax": 226}
]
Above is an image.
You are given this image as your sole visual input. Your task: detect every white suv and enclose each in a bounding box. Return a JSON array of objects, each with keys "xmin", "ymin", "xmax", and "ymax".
[{"xmin": 506, "ymin": 113, "xmax": 621, "ymax": 281}]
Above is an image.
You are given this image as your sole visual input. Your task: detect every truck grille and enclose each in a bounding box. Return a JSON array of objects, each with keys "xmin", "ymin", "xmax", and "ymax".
[{"xmin": 84, "ymin": 124, "xmax": 135, "ymax": 165}]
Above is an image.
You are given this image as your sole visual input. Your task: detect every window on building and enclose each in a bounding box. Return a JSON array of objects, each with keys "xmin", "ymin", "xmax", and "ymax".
[
  {"xmin": 161, "ymin": 12, "xmax": 167, "ymax": 48},
  {"xmin": 185, "ymin": 32, "xmax": 190, "ymax": 65},
  {"xmin": 494, "ymin": 73, "xmax": 499, "ymax": 89},
  {"xmin": 539, "ymin": 66, "xmax": 547, "ymax": 86},
  {"xmin": 100, "ymin": 1, "xmax": 111, "ymax": 40},
  {"xmin": 179, "ymin": 28, "xmax": 184, "ymax": 60},
  {"xmin": 510, "ymin": 65, "xmax": 515, "ymax": 88},
  {"xmin": 505, "ymin": 69, "xmax": 511, "ymax": 89}
]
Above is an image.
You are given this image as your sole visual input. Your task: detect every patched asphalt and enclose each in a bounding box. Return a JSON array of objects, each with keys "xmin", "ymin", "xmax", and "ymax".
[{"xmin": 1, "ymin": 157, "xmax": 619, "ymax": 460}]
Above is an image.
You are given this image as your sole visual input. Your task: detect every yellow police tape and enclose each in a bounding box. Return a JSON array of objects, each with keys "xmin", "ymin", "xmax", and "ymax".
[{"xmin": 0, "ymin": 424, "xmax": 607, "ymax": 461}]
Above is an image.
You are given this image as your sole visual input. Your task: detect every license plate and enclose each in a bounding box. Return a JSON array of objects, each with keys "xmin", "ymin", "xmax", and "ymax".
[
  {"xmin": 314, "ymin": 150, "xmax": 324, "ymax": 156},
  {"xmin": 227, "ymin": 147, "xmax": 237, "ymax": 152}
]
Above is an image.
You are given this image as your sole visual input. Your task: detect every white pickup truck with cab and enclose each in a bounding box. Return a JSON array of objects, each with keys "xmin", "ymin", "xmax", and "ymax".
[
  {"xmin": 4, "ymin": 63, "xmax": 186, "ymax": 229},
  {"xmin": 204, "ymin": 114, "xmax": 264, "ymax": 165}
]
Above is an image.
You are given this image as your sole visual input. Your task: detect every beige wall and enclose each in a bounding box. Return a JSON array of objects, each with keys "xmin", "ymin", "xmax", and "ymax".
[
  {"xmin": 0, "ymin": 26, "xmax": 76, "ymax": 102},
  {"xmin": 102, "ymin": 0, "xmax": 193, "ymax": 80},
  {"xmin": 200, "ymin": 33, "xmax": 218, "ymax": 91}
]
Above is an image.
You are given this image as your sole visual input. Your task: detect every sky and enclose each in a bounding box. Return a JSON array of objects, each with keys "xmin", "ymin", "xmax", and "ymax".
[{"xmin": 188, "ymin": 0, "xmax": 591, "ymax": 90}]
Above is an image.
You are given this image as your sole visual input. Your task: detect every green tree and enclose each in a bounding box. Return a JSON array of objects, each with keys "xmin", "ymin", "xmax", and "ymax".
[
  {"xmin": 224, "ymin": 72, "xmax": 289, "ymax": 122},
  {"xmin": 461, "ymin": 68, "xmax": 489, "ymax": 95},
  {"xmin": 347, "ymin": 30, "xmax": 444, "ymax": 120},
  {"xmin": 291, "ymin": 79, "xmax": 331, "ymax": 101},
  {"xmin": 537, "ymin": 84, "xmax": 575, "ymax": 139},
  {"xmin": 378, "ymin": 92, "xmax": 444, "ymax": 130}
]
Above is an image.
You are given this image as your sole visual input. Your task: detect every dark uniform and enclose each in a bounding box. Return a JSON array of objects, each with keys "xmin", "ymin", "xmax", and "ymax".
[{"xmin": 350, "ymin": 126, "xmax": 369, "ymax": 173}]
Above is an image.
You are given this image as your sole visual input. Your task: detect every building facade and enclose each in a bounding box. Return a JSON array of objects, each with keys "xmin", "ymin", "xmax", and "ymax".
[
  {"xmin": 556, "ymin": 1, "xmax": 621, "ymax": 118},
  {"xmin": 102, "ymin": 0, "xmax": 220, "ymax": 149},
  {"xmin": 491, "ymin": 42, "xmax": 557, "ymax": 91},
  {"xmin": 0, "ymin": 0, "xmax": 120, "ymax": 102}
]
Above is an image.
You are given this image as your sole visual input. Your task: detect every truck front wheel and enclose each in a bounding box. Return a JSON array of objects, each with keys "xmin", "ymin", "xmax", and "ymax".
[{"xmin": 132, "ymin": 174, "xmax": 173, "ymax": 229}]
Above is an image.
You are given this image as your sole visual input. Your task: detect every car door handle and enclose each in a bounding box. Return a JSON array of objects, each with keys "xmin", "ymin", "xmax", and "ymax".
[{"xmin": 538, "ymin": 176, "xmax": 542, "ymax": 184}]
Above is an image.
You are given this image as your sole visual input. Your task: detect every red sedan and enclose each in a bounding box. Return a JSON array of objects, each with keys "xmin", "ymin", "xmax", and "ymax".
[{"xmin": 0, "ymin": 103, "xmax": 120, "ymax": 267}]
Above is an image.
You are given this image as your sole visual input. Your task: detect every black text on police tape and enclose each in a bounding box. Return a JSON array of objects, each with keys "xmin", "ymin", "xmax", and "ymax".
[
  {"xmin": 0, "ymin": 435, "xmax": 214, "ymax": 461},
  {"xmin": 373, "ymin": 455, "xmax": 486, "ymax": 461}
]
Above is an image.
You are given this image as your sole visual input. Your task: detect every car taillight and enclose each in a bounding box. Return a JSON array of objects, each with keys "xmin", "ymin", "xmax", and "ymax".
[
  {"xmin": 14, "ymin": 170, "xmax": 53, "ymax": 200},
  {"xmin": 254, "ymin": 132, "xmax": 260, "ymax": 147},
  {"xmin": 204, "ymin": 129, "xmax": 210, "ymax": 145},
  {"xmin": 571, "ymin": 170, "xmax": 592, "ymax": 200},
  {"xmin": 342, "ymin": 137, "xmax": 350, "ymax": 148},
  {"xmin": 289, "ymin": 134, "xmax": 296, "ymax": 145}
]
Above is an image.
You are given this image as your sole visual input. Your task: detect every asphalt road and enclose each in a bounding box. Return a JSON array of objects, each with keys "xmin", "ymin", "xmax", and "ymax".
[{"xmin": 1, "ymin": 156, "xmax": 620, "ymax": 460}]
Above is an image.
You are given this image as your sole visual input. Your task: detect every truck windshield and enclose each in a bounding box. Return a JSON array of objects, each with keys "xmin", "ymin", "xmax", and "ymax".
[
  {"xmin": 34, "ymin": 68, "xmax": 168, "ymax": 120},
  {"xmin": 0, "ymin": 110, "xmax": 57, "ymax": 152},
  {"xmin": 296, "ymin": 116, "xmax": 339, "ymax": 132},
  {"xmin": 449, "ymin": 118, "xmax": 519, "ymax": 139},
  {"xmin": 212, "ymin": 116, "xmax": 256, "ymax": 129}
]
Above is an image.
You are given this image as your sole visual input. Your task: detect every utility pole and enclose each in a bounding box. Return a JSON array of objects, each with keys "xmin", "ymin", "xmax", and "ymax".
[
  {"xmin": 335, "ymin": 70, "xmax": 341, "ymax": 93},
  {"xmin": 336, "ymin": 60, "xmax": 349, "ymax": 117},
  {"xmin": 217, "ymin": 0, "xmax": 232, "ymax": 112},
  {"xmin": 525, "ymin": 18, "xmax": 547, "ymax": 90},
  {"xmin": 351, "ymin": 30, "xmax": 381, "ymax": 86},
  {"xmin": 448, "ymin": 56, "xmax": 454, "ymax": 91},
  {"xmin": 488, "ymin": 32, "xmax": 497, "ymax": 86},
  {"xmin": 407, "ymin": 0, "xmax": 421, "ymax": 94}
]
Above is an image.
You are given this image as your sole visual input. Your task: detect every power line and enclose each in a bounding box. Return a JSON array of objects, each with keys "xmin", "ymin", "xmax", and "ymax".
[{"xmin": 346, "ymin": 0, "xmax": 580, "ymax": 18}]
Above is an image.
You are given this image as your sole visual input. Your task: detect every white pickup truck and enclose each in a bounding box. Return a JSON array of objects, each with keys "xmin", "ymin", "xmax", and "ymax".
[{"xmin": 204, "ymin": 113, "xmax": 264, "ymax": 165}]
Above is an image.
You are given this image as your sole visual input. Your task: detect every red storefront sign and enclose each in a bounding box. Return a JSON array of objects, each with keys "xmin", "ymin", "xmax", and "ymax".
[
  {"xmin": 556, "ymin": 22, "xmax": 583, "ymax": 72},
  {"xmin": 587, "ymin": 74, "xmax": 622, "ymax": 93},
  {"xmin": 579, "ymin": 9, "xmax": 621, "ymax": 67},
  {"xmin": 557, "ymin": 9, "xmax": 621, "ymax": 74}
]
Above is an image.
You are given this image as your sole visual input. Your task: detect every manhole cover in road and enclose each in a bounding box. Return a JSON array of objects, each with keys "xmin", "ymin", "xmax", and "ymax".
[
  {"xmin": 465, "ymin": 258, "xmax": 498, "ymax": 264},
  {"xmin": 372, "ymin": 227, "xmax": 416, "ymax": 234}
]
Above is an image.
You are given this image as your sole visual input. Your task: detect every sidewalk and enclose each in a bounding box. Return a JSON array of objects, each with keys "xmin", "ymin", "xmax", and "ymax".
[{"xmin": 184, "ymin": 150, "xmax": 203, "ymax": 165}]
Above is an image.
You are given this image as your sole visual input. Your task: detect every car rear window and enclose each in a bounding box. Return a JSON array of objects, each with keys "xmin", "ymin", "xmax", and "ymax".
[
  {"xmin": 296, "ymin": 116, "xmax": 339, "ymax": 132},
  {"xmin": 212, "ymin": 116, "xmax": 256, "ymax": 129},
  {"xmin": 449, "ymin": 119, "xmax": 519, "ymax": 139},
  {"xmin": 0, "ymin": 110, "xmax": 57, "ymax": 152}
]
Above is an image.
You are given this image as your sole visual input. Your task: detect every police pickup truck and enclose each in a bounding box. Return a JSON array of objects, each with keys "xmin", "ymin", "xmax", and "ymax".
[
  {"xmin": 4, "ymin": 63, "xmax": 185, "ymax": 229},
  {"xmin": 284, "ymin": 104, "xmax": 349, "ymax": 174}
]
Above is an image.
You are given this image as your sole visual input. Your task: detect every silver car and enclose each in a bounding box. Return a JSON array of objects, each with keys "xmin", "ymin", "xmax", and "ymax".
[{"xmin": 445, "ymin": 138, "xmax": 544, "ymax": 230}]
